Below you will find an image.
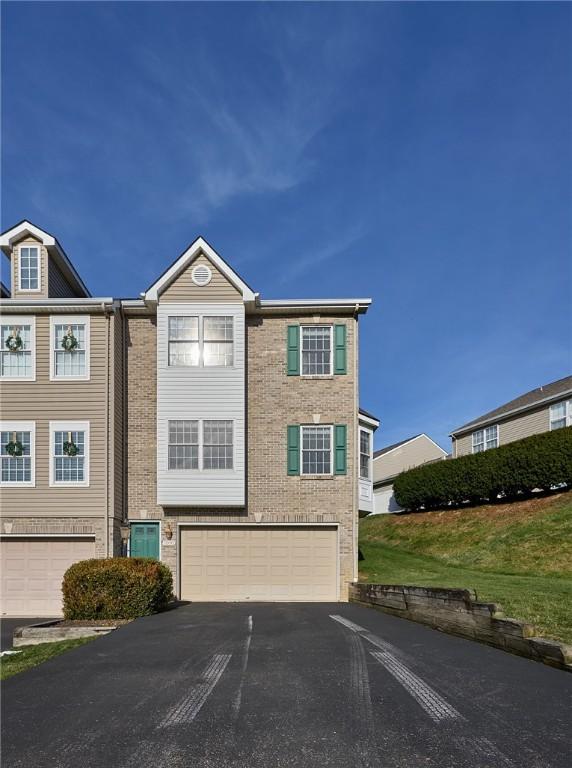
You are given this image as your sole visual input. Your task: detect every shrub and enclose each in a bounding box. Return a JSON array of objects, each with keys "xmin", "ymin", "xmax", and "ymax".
[
  {"xmin": 62, "ymin": 557, "xmax": 173, "ymax": 620},
  {"xmin": 393, "ymin": 426, "xmax": 572, "ymax": 512}
]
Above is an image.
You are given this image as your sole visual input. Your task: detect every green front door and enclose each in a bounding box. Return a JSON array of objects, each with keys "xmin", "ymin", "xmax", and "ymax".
[{"xmin": 130, "ymin": 523, "xmax": 160, "ymax": 559}]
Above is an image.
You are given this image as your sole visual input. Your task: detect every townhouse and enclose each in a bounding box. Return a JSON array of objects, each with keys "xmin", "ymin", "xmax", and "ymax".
[{"xmin": 0, "ymin": 221, "xmax": 377, "ymax": 615}]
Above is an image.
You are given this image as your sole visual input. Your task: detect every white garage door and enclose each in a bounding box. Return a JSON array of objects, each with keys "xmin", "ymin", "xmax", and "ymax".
[
  {"xmin": 180, "ymin": 526, "xmax": 338, "ymax": 602},
  {"xmin": 0, "ymin": 537, "xmax": 96, "ymax": 616}
]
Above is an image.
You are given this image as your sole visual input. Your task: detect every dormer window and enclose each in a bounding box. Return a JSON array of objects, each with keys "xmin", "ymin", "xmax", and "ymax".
[{"xmin": 18, "ymin": 246, "xmax": 40, "ymax": 291}]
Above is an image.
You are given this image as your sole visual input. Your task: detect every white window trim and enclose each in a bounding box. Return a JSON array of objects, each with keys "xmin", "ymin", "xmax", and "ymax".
[
  {"xmin": 166, "ymin": 419, "xmax": 235, "ymax": 473},
  {"xmin": 0, "ymin": 420, "xmax": 36, "ymax": 487},
  {"xmin": 300, "ymin": 325, "xmax": 334, "ymax": 378},
  {"xmin": 472, "ymin": 424, "xmax": 499, "ymax": 453},
  {"xmin": 167, "ymin": 315, "xmax": 235, "ymax": 369},
  {"xmin": 49, "ymin": 315, "xmax": 91, "ymax": 381},
  {"xmin": 18, "ymin": 244, "xmax": 42, "ymax": 293},
  {"xmin": 0, "ymin": 315, "xmax": 36, "ymax": 382},
  {"xmin": 49, "ymin": 420, "xmax": 90, "ymax": 488},
  {"xmin": 359, "ymin": 426, "xmax": 373, "ymax": 480},
  {"xmin": 549, "ymin": 399, "xmax": 572, "ymax": 430},
  {"xmin": 300, "ymin": 424, "xmax": 334, "ymax": 477}
]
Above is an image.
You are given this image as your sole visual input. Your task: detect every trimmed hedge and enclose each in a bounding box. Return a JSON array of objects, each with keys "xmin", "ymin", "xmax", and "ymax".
[
  {"xmin": 393, "ymin": 426, "xmax": 572, "ymax": 512},
  {"xmin": 63, "ymin": 557, "xmax": 173, "ymax": 620}
]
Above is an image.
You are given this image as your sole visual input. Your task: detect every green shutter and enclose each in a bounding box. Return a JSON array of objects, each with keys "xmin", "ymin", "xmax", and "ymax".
[
  {"xmin": 334, "ymin": 425, "xmax": 347, "ymax": 475},
  {"xmin": 287, "ymin": 425, "xmax": 300, "ymax": 475},
  {"xmin": 334, "ymin": 324, "xmax": 347, "ymax": 375},
  {"xmin": 287, "ymin": 325, "xmax": 300, "ymax": 376}
]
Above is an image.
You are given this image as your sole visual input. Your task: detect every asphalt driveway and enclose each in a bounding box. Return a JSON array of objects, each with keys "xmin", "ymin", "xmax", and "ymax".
[
  {"xmin": 2, "ymin": 603, "xmax": 571, "ymax": 768},
  {"xmin": 1, "ymin": 618, "xmax": 54, "ymax": 650}
]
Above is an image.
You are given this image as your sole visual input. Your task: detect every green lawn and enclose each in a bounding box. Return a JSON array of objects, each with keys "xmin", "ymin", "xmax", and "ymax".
[
  {"xmin": 359, "ymin": 491, "xmax": 572, "ymax": 644},
  {"xmin": 1, "ymin": 637, "xmax": 96, "ymax": 681}
]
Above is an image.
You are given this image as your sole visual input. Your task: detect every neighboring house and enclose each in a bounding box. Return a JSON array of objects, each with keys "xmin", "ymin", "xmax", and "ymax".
[
  {"xmin": 371, "ymin": 434, "xmax": 447, "ymax": 515},
  {"xmin": 0, "ymin": 219, "xmax": 377, "ymax": 614},
  {"xmin": 450, "ymin": 376, "xmax": 572, "ymax": 458}
]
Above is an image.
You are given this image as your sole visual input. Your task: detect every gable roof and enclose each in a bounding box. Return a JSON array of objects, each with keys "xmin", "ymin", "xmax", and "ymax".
[
  {"xmin": 144, "ymin": 236, "xmax": 256, "ymax": 304},
  {"xmin": 451, "ymin": 375, "xmax": 572, "ymax": 436},
  {"xmin": 373, "ymin": 433, "xmax": 447, "ymax": 460},
  {"xmin": 0, "ymin": 220, "xmax": 90, "ymax": 297}
]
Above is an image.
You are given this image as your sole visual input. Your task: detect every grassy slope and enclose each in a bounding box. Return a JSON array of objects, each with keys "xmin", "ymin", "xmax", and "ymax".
[
  {"xmin": 0, "ymin": 637, "xmax": 96, "ymax": 681},
  {"xmin": 359, "ymin": 491, "xmax": 572, "ymax": 644}
]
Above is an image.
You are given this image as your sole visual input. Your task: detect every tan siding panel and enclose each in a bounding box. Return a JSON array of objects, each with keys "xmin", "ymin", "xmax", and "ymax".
[
  {"xmin": 373, "ymin": 436, "xmax": 445, "ymax": 482},
  {"xmin": 455, "ymin": 404, "xmax": 553, "ymax": 457},
  {"xmin": 160, "ymin": 253, "xmax": 242, "ymax": 303},
  {"xmin": 1, "ymin": 313, "xmax": 111, "ymax": 517}
]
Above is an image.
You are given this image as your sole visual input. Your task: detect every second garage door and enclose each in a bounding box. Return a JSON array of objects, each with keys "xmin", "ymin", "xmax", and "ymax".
[
  {"xmin": 0, "ymin": 537, "xmax": 96, "ymax": 616},
  {"xmin": 180, "ymin": 526, "xmax": 338, "ymax": 602}
]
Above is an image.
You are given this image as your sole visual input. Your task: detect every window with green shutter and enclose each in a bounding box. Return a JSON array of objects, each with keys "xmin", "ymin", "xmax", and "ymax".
[
  {"xmin": 287, "ymin": 425, "xmax": 300, "ymax": 475},
  {"xmin": 334, "ymin": 424, "xmax": 347, "ymax": 474},
  {"xmin": 334, "ymin": 324, "xmax": 347, "ymax": 375},
  {"xmin": 287, "ymin": 326, "xmax": 300, "ymax": 376}
]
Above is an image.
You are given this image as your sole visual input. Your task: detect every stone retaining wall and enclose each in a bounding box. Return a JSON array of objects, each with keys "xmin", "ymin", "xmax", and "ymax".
[{"xmin": 350, "ymin": 583, "xmax": 572, "ymax": 672}]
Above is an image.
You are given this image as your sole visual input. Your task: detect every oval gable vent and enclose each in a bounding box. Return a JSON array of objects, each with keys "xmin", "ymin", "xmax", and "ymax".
[{"xmin": 191, "ymin": 264, "xmax": 212, "ymax": 287}]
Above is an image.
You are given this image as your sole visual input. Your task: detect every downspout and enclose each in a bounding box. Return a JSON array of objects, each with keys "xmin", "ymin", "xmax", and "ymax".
[
  {"xmin": 104, "ymin": 301, "xmax": 110, "ymax": 558},
  {"xmin": 352, "ymin": 303, "xmax": 360, "ymax": 584}
]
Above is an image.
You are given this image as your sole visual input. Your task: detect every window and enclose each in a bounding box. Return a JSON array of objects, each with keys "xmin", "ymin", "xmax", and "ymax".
[
  {"xmin": 168, "ymin": 316, "xmax": 233, "ymax": 367},
  {"xmin": 472, "ymin": 425, "xmax": 498, "ymax": 453},
  {"xmin": 166, "ymin": 419, "xmax": 233, "ymax": 471},
  {"xmin": 0, "ymin": 422, "xmax": 35, "ymax": 486},
  {"xmin": 301, "ymin": 425, "xmax": 332, "ymax": 475},
  {"xmin": 18, "ymin": 246, "xmax": 40, "ymax": 291},
  {"xmin": 204, "ymin": 317, "xmax": 233, "ymax": 367},
  {"xmin": 301, "ymin": 326, "xmax": 332, "ymax": 376},
  {"xmin": 360, "ymin": 429, "xmax": 371, "ymax": 479},
  {"xmin": 550, "ymin": 400, "xmax": 572, "ymax": 430},
  {"xmin": 203, "ymin": 420, "xmax": 233, "ymax": 469},
  {"xmin": 168, "ymin": 420, "xmax": 199, "ymax": 469},
  {"xmin": 168, "ymin": 316, "xmax": 199, "ymax": 366},
  {"xmin": 51, "ymin": 317, "xmax": 89, "ymax": 379},
  {"xmin": 50, "ymin": 422, "xmax": 89, "ymax": 486},
  {"xmin": 0, "ymin": 318, "xmax": 35, "ymax": 380}
]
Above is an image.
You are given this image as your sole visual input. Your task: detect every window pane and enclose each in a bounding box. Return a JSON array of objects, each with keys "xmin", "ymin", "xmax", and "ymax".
[
  {"xmin": 168, "ymin": 317, "xmax": 199, "ymax": 366},
  {"xmin": 168, "ymin": 420, "xmax": 199, "ymax": 469},
  {"xmin": 203, "ymin": 420, "xmax": 233, "ymax": 469},
  {"xmin": 1, "ymin": 430, "xmax": 31, "ymax": 482},
  {"xmin": 204, "ymin": 317, "xmax": 233, "ymax": 367},
  {"xmin": 169, "ymin": 317, "xmax": 198, "ymax": 341},
  {"xmin": 1, "ymin": 325, "xmax": 32, "ymax": 377},
  {"xmin": 54, "ymin": 323, "xmax": 86, "ymax": 376},
  {"xmin": 301, "ymin": 326, "xmax": 331, "ymax": 375},
  {"xmin": 203, "ymin": 342, "xmax": 233, "ymax": 367},
  {"xmin": 20, "ymin": 247, "xmax": 39, "ymax": 290},
  {"xmin": 54, "ymin": 430, "xmax": 85, "ymax": 482},
  {"xmin": 360, "ymin": 430, "xmax": 370, "ymax": 479},
  {"xmin": 302, "ymin": 426, "xmax": 331, "ymax": 475}
]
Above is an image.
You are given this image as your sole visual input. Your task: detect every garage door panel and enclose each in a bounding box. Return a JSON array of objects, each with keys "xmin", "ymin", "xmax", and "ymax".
[
  {"xmin": 1, "ymin": 538, "xmax": 96, "ymax": 616},
  {"xmin": 180, "ymin": 526, "xmax": 337, "ymax": 602}
]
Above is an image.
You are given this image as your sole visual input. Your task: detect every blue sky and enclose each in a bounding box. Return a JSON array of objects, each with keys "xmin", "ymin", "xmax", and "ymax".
[{"xmin": 2, "ymin": 2, "xmax": 571, "ymax": 450}]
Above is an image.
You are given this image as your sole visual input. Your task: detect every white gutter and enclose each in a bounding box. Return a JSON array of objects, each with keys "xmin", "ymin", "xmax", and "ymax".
[
  {"xmin": 0, "ymin": 298, "xmax": 114, "ymax": 306},
  {"xmin": 259, "ymin": 298, "xmax": 372, "ymax": 309}
]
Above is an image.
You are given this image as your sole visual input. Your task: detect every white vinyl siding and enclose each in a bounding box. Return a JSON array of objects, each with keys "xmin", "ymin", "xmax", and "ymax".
[
  {"xmin": 472, "ymin": 424, "xmax": 498, "ymax": 453},
  {"xmin": 1, "ymin": 422, "xmax": 35, "ymax": 487},
  {"xmin": 550, "ymin": 400, "xmax": 572, "ymax": 430},
  {"xmin": 18, "ymin": 246, "xmax": 40, "ymax": 291},
  {"xmin": 1, "ymin": 317, "xmax": 35, "ymax": 380},
  {"xmin": 157, "ymin": 303, "xmax": 245, "ymax": 506},
  {"xmin": 49, "ymin": 421, "xmax": 90, "ymax": 487},
  {"xmin": 50, "ymin": 316, "xmax": 90, "ymax": 380},
  {"xmin": 301, "ymin": 325, "xmax": 332, "ymax": 376},
  {"xmin": 301, "ymin": 425, "xmax": 332, "ymax": 475}
]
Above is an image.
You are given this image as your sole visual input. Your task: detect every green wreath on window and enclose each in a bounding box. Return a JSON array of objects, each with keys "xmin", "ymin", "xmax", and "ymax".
[
  {"xmin": 5, "ymin": 439, "xmax": 23, "ymax": 457},
  {"xmin": 5, "ymin": 331, "xmax": 23, "ymax": 353},
  {"xmin": 61, "ymin": 328, "xmax": 79, "ymax": 352},
  {"xmin": 63, "ymin": 441, "xmax": 79, "ymax": 457}
]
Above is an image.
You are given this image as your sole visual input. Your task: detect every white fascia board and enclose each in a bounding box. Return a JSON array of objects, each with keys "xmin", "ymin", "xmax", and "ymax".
[
  {"xmin": 145, "ymin": 237, "xmax": 256, "ymax": 303},
  {"xmin": 259, "ymin": 298, "xmax": 372, "ymax": 311},
  {"xmin": 0, "ymin": 297, "xmax": 114, "ymax": 306},
  {"xmin": 358, "ymin": 413, "xmax": 380, "ymax": 429},
  {"xmin": 0, "ymin": 220, "xmax": 91, "ymax": 297},
  {"xmin": 450, "ymin": 391, "xmax": 572, "ymax": 437}
]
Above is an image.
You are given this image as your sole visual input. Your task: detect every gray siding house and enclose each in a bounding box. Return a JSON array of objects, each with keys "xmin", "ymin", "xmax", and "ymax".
[{"xmin": 451, "ymin": 376, "xmax": 572, "ymax": 458}]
